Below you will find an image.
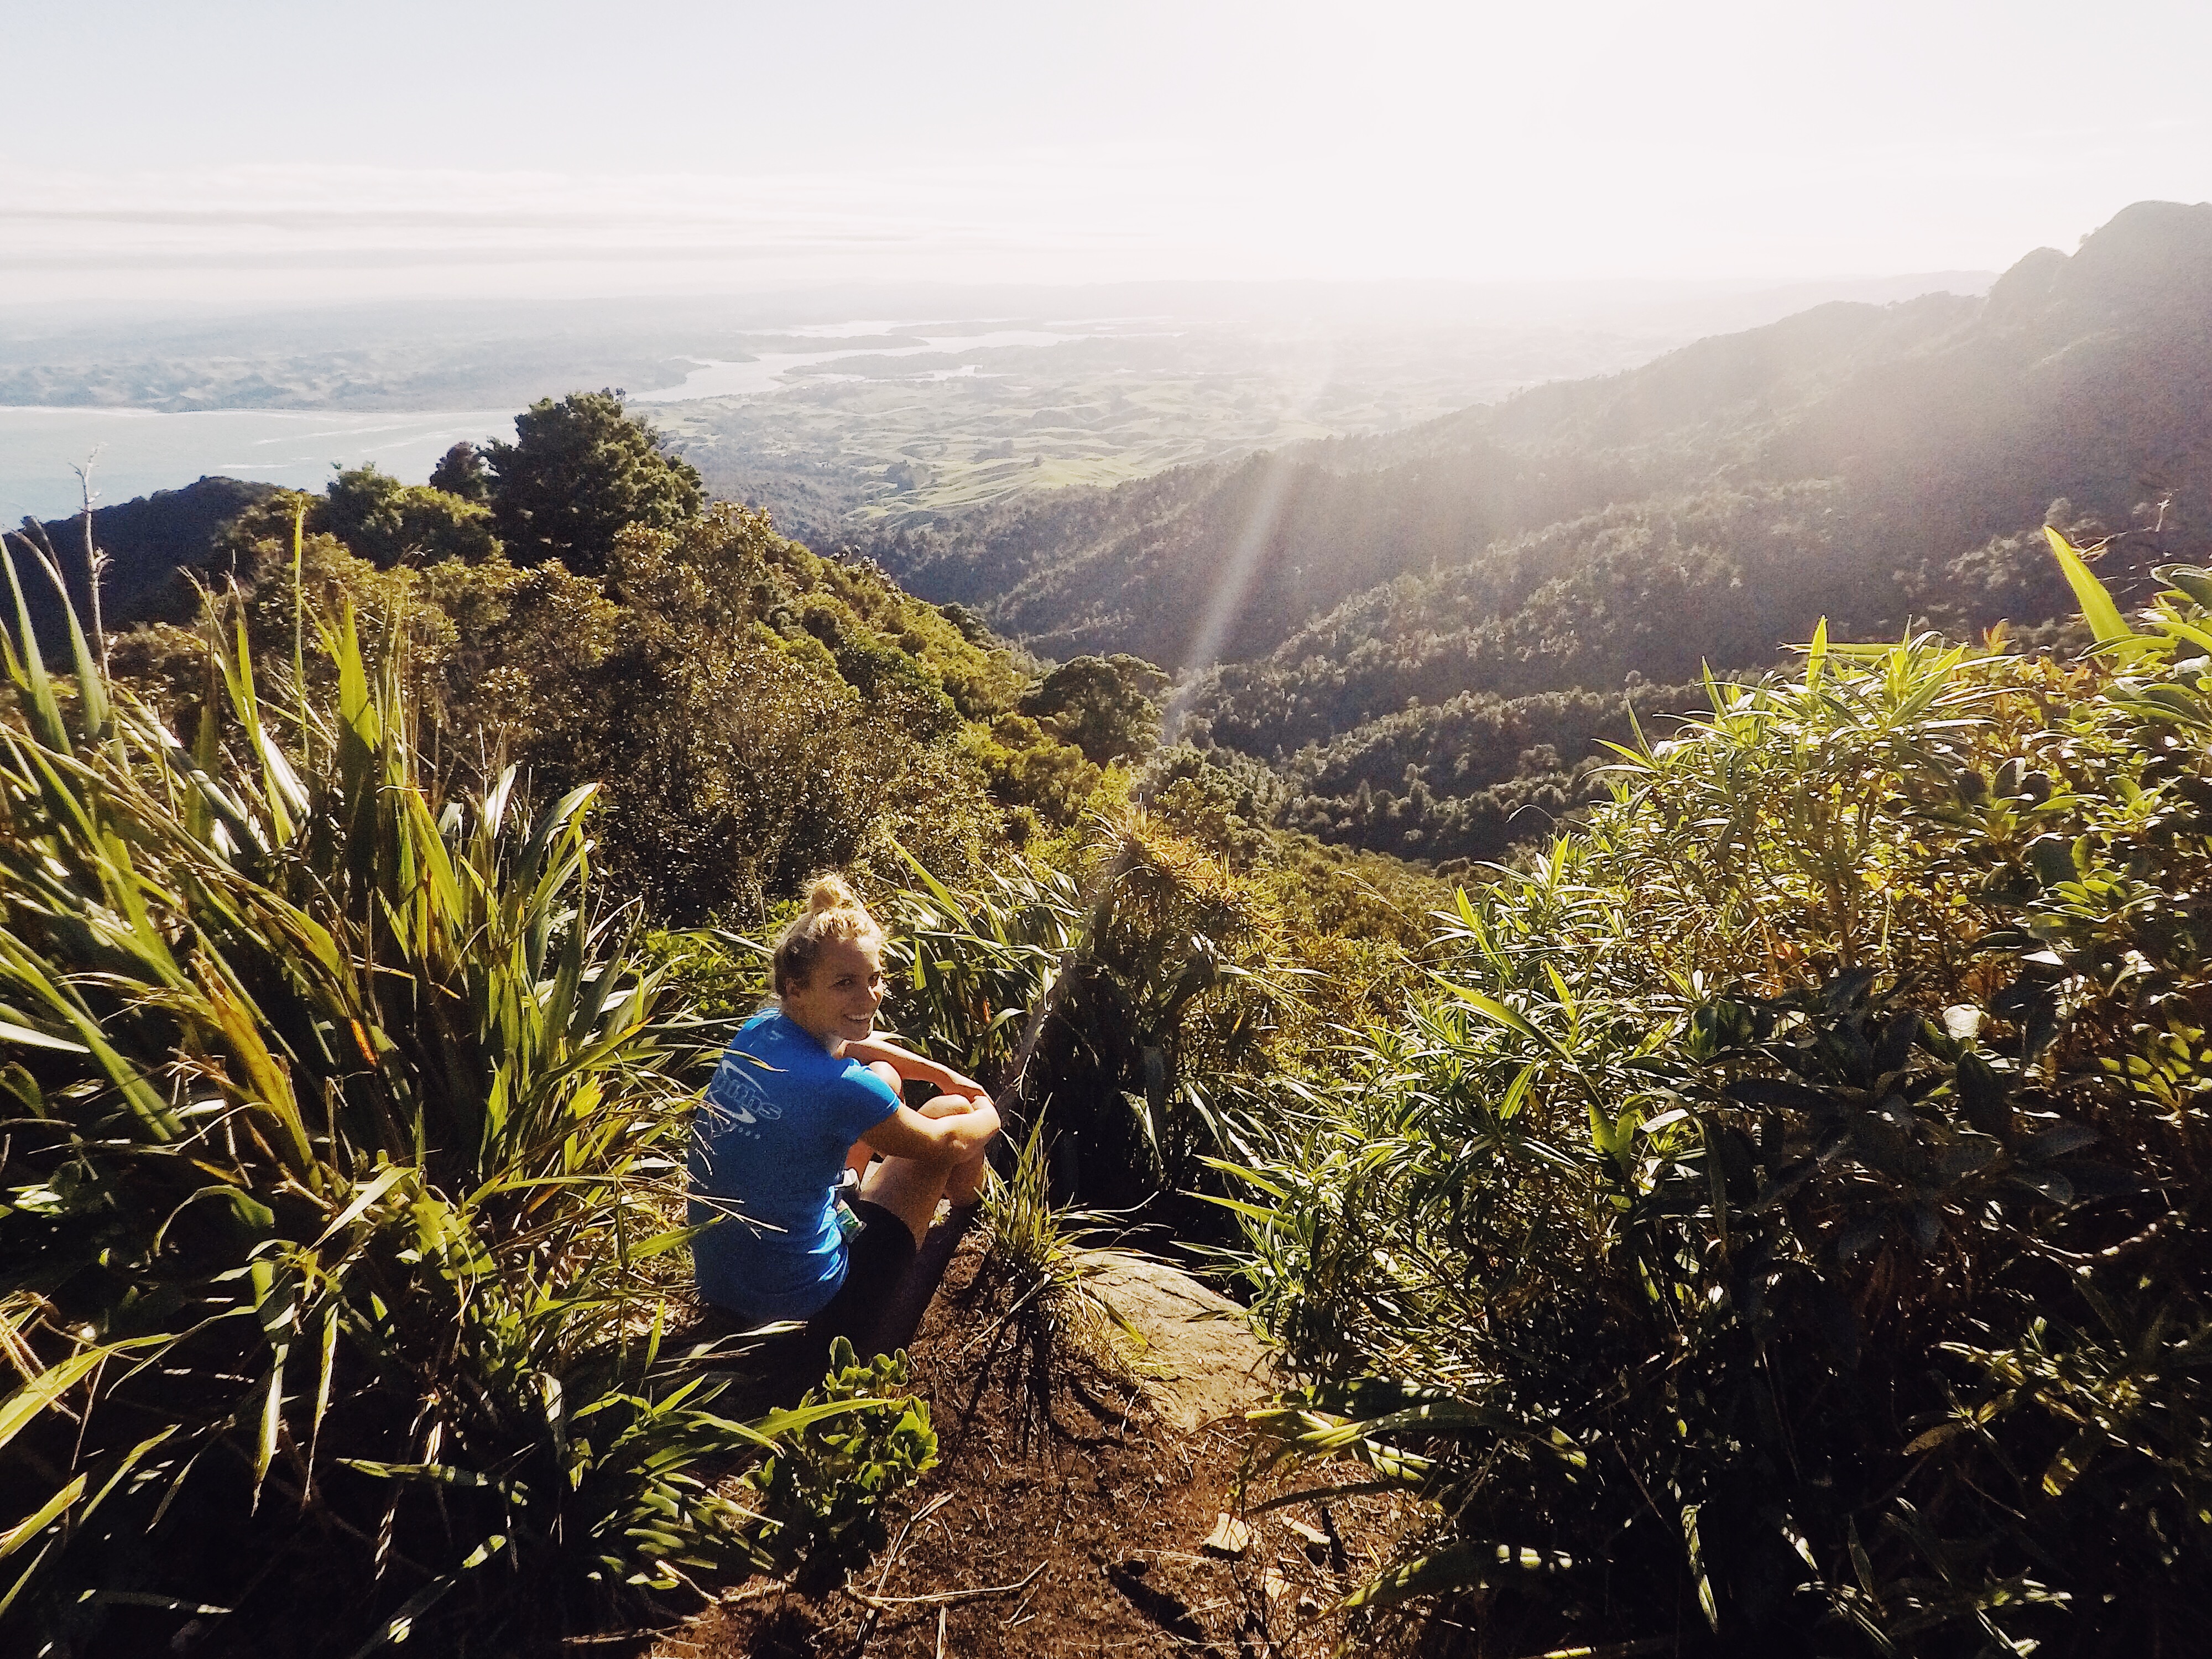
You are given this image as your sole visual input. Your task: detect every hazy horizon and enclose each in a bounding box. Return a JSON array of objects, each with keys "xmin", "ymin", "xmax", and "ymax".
[
  {"xmin": 3, "ymin": 0, "xmax": 2203, "ymax": 306},
  {"xmin": 4, "ymin": 0, "xmax": 2199, "ymax": 524},
  {"xmin": 0, "ymin": 265, "xmax": 2002, "ymax": 521},
  {"xmin": 0, "ymin": 268, "xmax": 2002, "ymax": 334}
]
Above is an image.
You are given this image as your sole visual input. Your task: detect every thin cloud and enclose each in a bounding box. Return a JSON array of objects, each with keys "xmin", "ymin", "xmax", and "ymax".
[{"xmin": 1, "ymin": 131, "xmax": 2197, "ymax": 308}]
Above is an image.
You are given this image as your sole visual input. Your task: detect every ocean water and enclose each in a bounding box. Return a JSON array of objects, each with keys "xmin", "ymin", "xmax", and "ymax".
[
  {"xmin": 627, "ymin": 329, "xmax": 1089, "ymax": 401},
  {"xmin": 0, "ymin": 324, "xmax": 1096, "ymax": 521},
  {"xmin": 0, "ymin": 406, "xmax": 517, "ymax": 524}
]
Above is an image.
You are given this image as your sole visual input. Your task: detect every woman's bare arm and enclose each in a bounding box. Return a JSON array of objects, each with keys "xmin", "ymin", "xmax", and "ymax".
[
  {"xmin": 859, "ymin": 1095, "xmax": 1000, "ymax": 1168},
  {"xmin": 842, "ymin": 1034, "xmax": 986, "ymax": 1099}
]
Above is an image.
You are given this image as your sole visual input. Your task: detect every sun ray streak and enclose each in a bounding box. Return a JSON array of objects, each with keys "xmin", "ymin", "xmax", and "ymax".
[{"xmin": 997, "ymin": 348, "xmax": 1334, "ymax": 1110}]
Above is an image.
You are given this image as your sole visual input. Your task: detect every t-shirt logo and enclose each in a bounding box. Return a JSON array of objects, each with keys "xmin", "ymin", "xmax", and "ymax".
[{"xmin": 708, "ymin": 1054, "xmax": 785, "ymax": 1129}]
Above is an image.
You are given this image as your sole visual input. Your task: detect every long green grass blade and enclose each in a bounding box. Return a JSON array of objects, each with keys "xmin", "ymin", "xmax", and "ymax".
[
  {"xmin": 0, "ymin": 1476, "xmax": 85, "ymax": 1563},
  {"xmin": 0, "ymin": 1338, "xmax": 162, "ymax": 1452},
  {"xmin": 0, "ymin": 928, "xmax": 179, "ymax": 1138},
  {"xmin": 2045, "ymin": 526, "xmax": 2133, "ymax": 646},
  {"xmin": 1, "ymin": 540, "xmax": 69, "ymax": 754}
]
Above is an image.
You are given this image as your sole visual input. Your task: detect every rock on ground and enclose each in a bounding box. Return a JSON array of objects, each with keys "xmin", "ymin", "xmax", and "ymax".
[{"xmin": 1076, "ymin": 1248, "xmax": 1275, "ymax": 1431}]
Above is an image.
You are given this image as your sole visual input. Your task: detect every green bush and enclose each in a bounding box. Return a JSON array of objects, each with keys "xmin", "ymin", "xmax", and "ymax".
[
  {"xmin": 741, "ymin": 1339, "xmax": 939, "ymax": 1590},
  {"xmin": 321, "ymin": 463, "xmax": 500, "ymax": 567},
  {"xmin": 1230, "ymin": 539, "xmax": 2212, "ymax": 1655},
  {"xmin": 881, "ymin": 820, "xmax": 1301, "ymax": 1222},
  {"xmin": 484, "ymin": 390, "xmax": 702, "ymax": 576},
  {"xmin": 0, "ymin": 547, "xmax": 927, "ymax": 1653}
]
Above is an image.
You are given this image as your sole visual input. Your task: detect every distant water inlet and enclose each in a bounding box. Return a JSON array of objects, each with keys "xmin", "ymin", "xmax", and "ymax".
[
  {"xmin": 0, "ymin": 406, "xmax": 517, "ymax": 523},
  {"xmin": 0, "ymin": 327, "xmax": 1104, "ymax": 519},
  {"xmin": 628, "ymin": 330, "xmax": 1091, "ymax": 402}
]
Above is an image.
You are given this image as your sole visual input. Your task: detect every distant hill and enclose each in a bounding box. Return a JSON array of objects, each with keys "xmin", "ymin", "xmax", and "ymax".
[
  {"xmin": 870, "ymin": 202, "xmax": 2211, "ymax": 671},
  {"xmin": 8, "ymin": 477, "xmax": 279, "ymax": 650},
  {"xmin": 863, "ymin": 201, "xmax": 2212, "ymax": 862}
]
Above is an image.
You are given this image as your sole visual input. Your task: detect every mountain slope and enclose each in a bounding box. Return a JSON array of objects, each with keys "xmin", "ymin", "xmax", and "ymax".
[
  {"xmin": 870, "ymin": 202, "xmax": 2212, "ymax": 677},
  {"xmin": 11, "ymin": 477, "xmax": 280, "ymax": 648}
]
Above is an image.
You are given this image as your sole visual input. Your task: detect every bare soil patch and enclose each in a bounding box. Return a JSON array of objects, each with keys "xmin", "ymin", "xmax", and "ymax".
[{"xmin": 657, "ymin": 1239, "xmax": 1428, "ymax": 1658}]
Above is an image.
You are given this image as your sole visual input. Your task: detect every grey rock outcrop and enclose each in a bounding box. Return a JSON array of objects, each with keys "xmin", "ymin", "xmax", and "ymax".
[{"xmin": 1077, "ymin": 1250, "xmax": 1274, "ymax": 1431}]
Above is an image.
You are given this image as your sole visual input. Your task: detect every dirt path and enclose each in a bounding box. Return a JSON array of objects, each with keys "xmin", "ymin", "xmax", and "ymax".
[{"xmin": 661, "ymin": 1240, "xmax": 1424, "ymax": 1658}]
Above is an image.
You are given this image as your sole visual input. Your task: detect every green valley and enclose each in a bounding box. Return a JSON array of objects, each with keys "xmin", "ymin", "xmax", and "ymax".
[{"xmin": 865, "ymin": 202, "xmax": 2212, "ymax": 866}]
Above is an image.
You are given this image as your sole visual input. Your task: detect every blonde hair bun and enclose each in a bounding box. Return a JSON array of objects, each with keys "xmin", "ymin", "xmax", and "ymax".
[
  {"xmin": 805, "ymin": 873, "xmax": 862, "ymax": 914},
  {"xmin": 771, "ymin": 872, "xmax": 884, "ymax": 995}
]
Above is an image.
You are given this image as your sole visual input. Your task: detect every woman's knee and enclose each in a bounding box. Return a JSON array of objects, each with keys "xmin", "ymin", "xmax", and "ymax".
[{"xmin": 866, "ymin": 1060, "xmax": 902, "ymax": 1095}]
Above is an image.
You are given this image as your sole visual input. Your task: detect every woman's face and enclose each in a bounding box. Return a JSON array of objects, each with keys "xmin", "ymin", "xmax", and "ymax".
[{"xmin": 782, "ymin": 934, "xmax": 885, "ymax": 1049}]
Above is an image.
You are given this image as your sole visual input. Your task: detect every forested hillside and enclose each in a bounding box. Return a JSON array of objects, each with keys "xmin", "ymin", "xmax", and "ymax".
[
  {"xmin": 9, "ymin": 356, "xmax": 2211, "ymax": 1658},
  {"xmin": 0, "ymin": 394, "xmax": 1443, "ymax": 1656},
  {"xmin": 15, "ymin": 476, "xmax": 280, "ymax": 644},
  {"xmin": 868, "ymin": 202, "xmax": 2212, "ymax": 862}
]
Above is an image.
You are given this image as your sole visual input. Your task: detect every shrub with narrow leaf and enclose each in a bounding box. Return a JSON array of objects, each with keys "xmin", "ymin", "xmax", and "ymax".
[
  {"xmin": 0, "ymin": 542, "xmax": 930, "ymax": 1655},
  {"xmin": 1231, "ymin": 534, "xmax": 2212, "ymax": 1656},
  {"xmin": 882, "ymin": 817, "xmax": 1297, "ymax": 1224}
]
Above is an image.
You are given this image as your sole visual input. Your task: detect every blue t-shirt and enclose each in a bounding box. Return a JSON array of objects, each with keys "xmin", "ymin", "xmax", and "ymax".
[{"xmin": 688, "ymin": 1010, "xmax": 902, "ymax": 1322}]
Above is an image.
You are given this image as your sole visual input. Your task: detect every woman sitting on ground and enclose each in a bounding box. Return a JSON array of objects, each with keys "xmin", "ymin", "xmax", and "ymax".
[{"xmin": 689, "ymin": 874, "xmax": 1001, "ymax": 1360}]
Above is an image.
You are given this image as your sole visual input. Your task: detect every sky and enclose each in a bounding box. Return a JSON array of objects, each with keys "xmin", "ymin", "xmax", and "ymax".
[{"xmin": 3, "ymin": 0, "xmax": 2208, "ymax": 306}]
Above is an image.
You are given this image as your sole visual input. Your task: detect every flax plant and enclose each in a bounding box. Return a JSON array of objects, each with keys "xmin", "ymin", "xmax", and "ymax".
[{"xmin": 0, "ymin": 545, "xmax": 926, "ymax": 1655}]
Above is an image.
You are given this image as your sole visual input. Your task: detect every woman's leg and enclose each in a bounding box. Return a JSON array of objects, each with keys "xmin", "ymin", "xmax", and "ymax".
[
  {"xmin": 845, "ymin": 1062, "xmax": 902, "ymax": 1178},
  {"xmin": 936, "ymin": 1103, "xmax": 990, "ymax": 1206},
  {"xmin": 858, "ymin": 1095, "xmax": 990, "ymax": 1243}
]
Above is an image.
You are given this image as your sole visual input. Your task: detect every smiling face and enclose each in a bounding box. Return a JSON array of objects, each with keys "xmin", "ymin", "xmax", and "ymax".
[{"xmin": 780, "ymin": 933, "xmax": 885, "ymax": 1051}]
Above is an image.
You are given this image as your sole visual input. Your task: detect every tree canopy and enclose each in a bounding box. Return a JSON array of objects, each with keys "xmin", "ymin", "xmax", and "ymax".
[
  {"xmin": 429, "ymin": 439, "xmax": 492, "ymax": 502},
  {"xmin": 483, "ymin": 390, "xmax": 703, "ymax": 575},
  {"xmin": 322, "ymin": 462, "xmax": 499, "ymax": 566},
  {"xmin": 1019, "ymin": 651, "xmax": 1170, "ymax": 765}
]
